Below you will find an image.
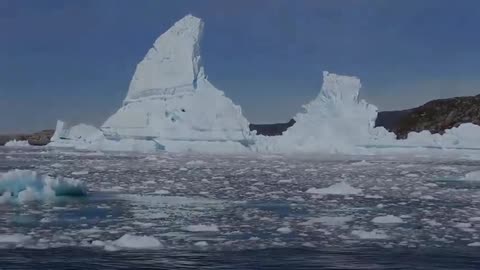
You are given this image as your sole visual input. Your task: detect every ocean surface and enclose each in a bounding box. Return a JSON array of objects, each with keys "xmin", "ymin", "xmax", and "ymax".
[{"xmin": 1, "ymin": 147, "xmax": 480, "ymax": 269}]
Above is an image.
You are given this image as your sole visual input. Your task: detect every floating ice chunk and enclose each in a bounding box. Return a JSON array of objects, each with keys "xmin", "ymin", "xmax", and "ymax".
[
  {"xmin": 276, "ymin": 227, "xmax": 292, "ymax": 234},
  {"xmin": 0, "ymin": 170, "xmax": 87, "ymax": 203},
  {"xmin": 351, "ymin": 229, "xmax": 389, "ymax": 240},
  {"xmin": 436, "ymin": 166, "xmax": 459, "ymax": 172},
  {"xmin": 469, "ymin": 217, "xmax": 480, "ymax": 222},
  {"xmin": 0, "ymin": 234, "xmax": 32, "ymax": 246},
  {"xmin": 468, "ymin": 242, "xmax": 480, "ymax": 247},
  {"xmin": 186, "ymin": 160, "xmax": 207, "ymax": 166},
  {"xmin": 300, "ymin": 216, "xmax": 353, "ymax": 226},
  {"xmin": 184, "ymin": 224, "xmax": 219, "ymax": 232},
  {"xmin": 91, "ymin": 240, "xmax": 106, "ymax": 247},
  {"xmin": 72, "ymin": 171, "xmax": 89, "ymax": 176},
  {"xmin": 5, "ymin": 140, "xmax": 30, "ymax": 147},
  {"xmin": 372, "ymin": 215, "xmax": 404, "ymax": 224},
  {"xmin": 194, "ymin": 241, "xmax": 209, "ymax": 247},
  {"xmin": 153, "ymin": 189, "xmax": 170, "ymax": 195},
  {"xmin": 78, "ymin": 228, "xmax": 102, "ymax": 235},
  {"xmin": 351, "ymin": 160, "xmax": 372, "ymax": 166},
  {"xmin": 306, "ymin": 182, "xmax": 362, "ymax": 195},
  {"xmin": 420, "ymin": 195, "xmax": 435, "ymax": 200},
  {"xmin": 423, "ymin": 219, "xmax": 441, "ymax": 227},
  {"xmin": 278, "ymin": 179, "xmax": 294, "ymax": 184},
  {"xmin": 365, "ymin": 194, "xmax": 383, "ymax": 199},
  {"xmin": 462, "ymin": 171, "xmax": 480, "ymax": 181},
  {"xmin": 454, "ymin": 223, "xmax": 472, "ymax": 228},
  {"xmin": 106, "ymin": 234, "xmax": 163, "ymax": 250}
]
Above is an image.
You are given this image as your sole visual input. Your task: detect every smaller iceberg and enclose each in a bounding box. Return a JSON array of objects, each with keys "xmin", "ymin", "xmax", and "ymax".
[
  {"xmin": 4, "ymin": 140, "xmax": 30, "ymax": 147},
  {"xmin": 0, "ymin": 170, "xmax": 87, "ymax": 203}
]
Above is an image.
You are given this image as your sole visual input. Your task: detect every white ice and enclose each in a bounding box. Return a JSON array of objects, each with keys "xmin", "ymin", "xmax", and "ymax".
[
  {"xmin": 104, "ymin": 234, "xmax": 163, "ymax": 251},
  {"xmin": 351, "ymin": 229, "xmax": 389, "ymax": 240},
  {"xmin": 44, "ymin": 14, "xmax": 480, "ymax": 155},
  {"xmin": 102, "ymin": 15, "xmax": 251, "ymax": 150},
  {"xmin": 372, "ymin": 215, "xmax": 404, "ymax": 224},
  {"xmin": 306, "ymin": 182, "xmax": 362, "ymax": 195},
  {"xmin": 4, "ymin": 140, "xmax": 30, "ymax": 147},
  {"xmin": 0, "ymin": 170, "xmax": 86, "ymax": 203}
]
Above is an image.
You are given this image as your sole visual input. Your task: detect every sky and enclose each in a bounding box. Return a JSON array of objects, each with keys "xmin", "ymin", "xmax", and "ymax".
[{"xmin": 1, "ymin": 0, "xmax": 480, "ymax": 133}]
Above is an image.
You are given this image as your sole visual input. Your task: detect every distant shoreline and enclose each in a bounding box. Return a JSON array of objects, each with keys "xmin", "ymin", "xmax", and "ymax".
[{"xmin": 0, "ymin": 130, "xmax": 54, "ymax": 146}]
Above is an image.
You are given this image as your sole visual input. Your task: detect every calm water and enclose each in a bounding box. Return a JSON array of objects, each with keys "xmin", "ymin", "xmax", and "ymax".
[
  {"xmin": 1, "ymin": 247, "xmax": 480, "ymax": 269},
  {"xmin": 1, "ymin": 147, "xmax": 480, "ymax": 269}
]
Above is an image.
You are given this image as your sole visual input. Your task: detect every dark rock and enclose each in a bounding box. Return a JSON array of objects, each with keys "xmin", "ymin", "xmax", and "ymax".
[
  {"xmin": 249, "ymin": 119, "xmax": 296, "ymax": 136},
  {"xmin": 28, "ymin": 130, "xmax": 55, "ymax": 146},
  {"xmin": 0, "ymin": 129, "xmax": 54, "ymax": 146},
  {"xmin": 375, "ymin": 110, "xmax": 413, "ymax": 132}
]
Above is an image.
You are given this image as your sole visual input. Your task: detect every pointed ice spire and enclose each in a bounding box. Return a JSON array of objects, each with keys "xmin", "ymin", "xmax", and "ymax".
[{"xmin": 125, "ymin": 14, "xmax": 205, "ymax": 103}]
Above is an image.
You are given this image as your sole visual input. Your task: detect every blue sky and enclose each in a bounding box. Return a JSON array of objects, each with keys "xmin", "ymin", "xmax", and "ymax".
[{"xmin": 1, "ymin": 0, "xmax": 480, "ymax": 133}]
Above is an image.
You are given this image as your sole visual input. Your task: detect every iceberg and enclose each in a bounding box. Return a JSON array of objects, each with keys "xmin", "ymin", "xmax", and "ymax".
[
  {"xmin": 49, "ymin": 120, "xmax": 104, "ymax": 149},
  {"xmin": 4, "ymin": 140, "xmax": 30, "ymax": 147},
  {"xmin": 255, "ymin": 71, "xmax": 382, "ymax": 153},
  {"xmin": 102, "ymin": 15, "xmax": 252, "ymax": 152},
  {"xmin": 45, "ymin": 14, "xmax": 480, "ymax": 154},
  {"xmin": 254, "ymin": 71, "xmax": 480, "ymax": 153}
]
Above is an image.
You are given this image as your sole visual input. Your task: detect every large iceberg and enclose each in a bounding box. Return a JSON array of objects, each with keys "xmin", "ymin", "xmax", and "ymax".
[
  {"xmin": 102, "ymin": 15, "xmax": 251, "ymax": 151},
  {"xmin": 255, "ymin": 71, "xmax": 385, "ymax": 153}
]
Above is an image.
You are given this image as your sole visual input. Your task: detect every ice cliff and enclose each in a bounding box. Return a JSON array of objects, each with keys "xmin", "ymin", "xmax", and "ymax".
[
  {"xmin": 49, "ymin": 120, "xmax": 161, "ymax": 153},
  {"xmin": 102, "ymin": 15, "xmax": 251, "ymax": 151}
]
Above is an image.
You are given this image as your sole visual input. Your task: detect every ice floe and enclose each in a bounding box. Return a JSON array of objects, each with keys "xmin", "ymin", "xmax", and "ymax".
[
  {"xmin": 306, "ymin": 182, "xmax": 362, "ymax": 195},
  {"xmin": 0, "ymin": 170, "xmax": 87, "ymax": 203}
]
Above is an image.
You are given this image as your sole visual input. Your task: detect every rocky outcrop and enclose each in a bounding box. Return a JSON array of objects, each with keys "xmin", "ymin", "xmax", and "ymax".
[
  {"xmin": 376, "ymin": 95, "xmax": 480, "ymax": 139},
  {"xmin": 0, "ymin": 130, "xmax": 54, "ymax": 146},
  {"xmin": 28, "ymin": 130, "xmax": 55, "ymax": 146},
  {"xmin": 375, "ymin": 110, "xmax": 413, "ymax": 132},
  {"xmin": 249, "ymin": 119, "xmax": 295, "ymax": 136}
]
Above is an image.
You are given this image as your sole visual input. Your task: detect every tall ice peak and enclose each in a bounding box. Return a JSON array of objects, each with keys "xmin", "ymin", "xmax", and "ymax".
[{"xmin": 125, "ymin": 14, "xmax": 205, "ymax": 103}]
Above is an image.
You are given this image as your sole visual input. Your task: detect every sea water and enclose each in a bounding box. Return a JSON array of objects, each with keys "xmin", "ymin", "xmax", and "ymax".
[{"xmin": 1, "ymin": 147, "xmax": 480, "ymax": 269}]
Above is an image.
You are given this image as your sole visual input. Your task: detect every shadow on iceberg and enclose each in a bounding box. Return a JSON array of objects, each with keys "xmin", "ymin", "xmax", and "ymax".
[{"xmin": 0, "ymin": 170, "xmax": 87, "ymax": 203}]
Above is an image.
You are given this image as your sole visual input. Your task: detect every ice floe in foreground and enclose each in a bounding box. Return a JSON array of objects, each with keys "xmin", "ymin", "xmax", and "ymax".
[
  {"xmin": 0, "ymin": 170, "xmax": 87, "ymax": 203},
  {"xmin": 103, "ymin": 234, "xmax": 163, "ymax": 251}
]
